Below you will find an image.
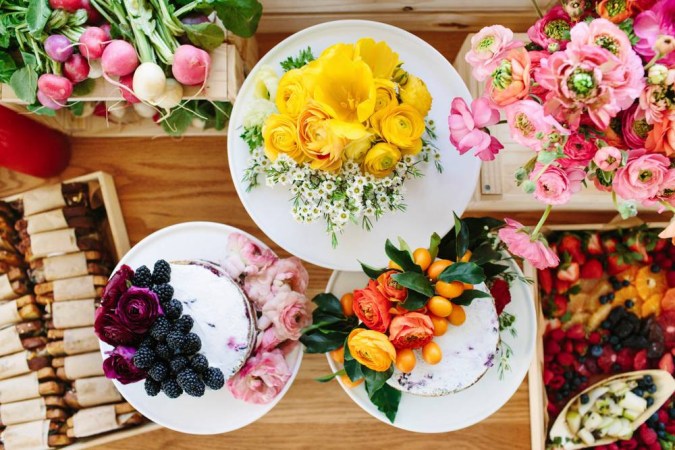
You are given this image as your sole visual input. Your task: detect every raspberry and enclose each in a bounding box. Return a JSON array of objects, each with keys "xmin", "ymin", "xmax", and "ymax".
[
  {"xmin": 549, "ymin": 328, "xmax": 565, "ymax": 341},
  {"xmin": 148, "ymin": 361, "xmax": 169, "ymax": 382},
  {"xmin": 132, "ymin": 265, "xmax": 152, "ymax": 288},
  {"xmin": 152, "ymin": 260, "xmax": 171, "ymax": 285},
  {"xmin": 174, "ymin": 315, "xmax": 194, "ymax": 334},
  {"xmin": 149, "ymin": 316, "xmax": 171, "ymax": 341},
  {"xmin": 170, "ymin": 355, "xmax": 189, "ymax": 374},
  {"xmin": 144, "ymin": 378, "xmax": 160, "ymax": 397},
  {"xmin": 191, "ymin": 354, "xmax": 208, "ymax": 373},
  {"xmin": 639, "ymin": 424, "xmax": 658, "ymax": 445},
  {"xmin": 181, "ymin": 333, "xmax": 201, "ymax": 355},
  {"xmin": 544, "ymin": 340, "xmax": 561, "ymax": 355},
  {"xmin": 161, "ymin": 379, "xmax": 183, "ymax": 399},
  {"xmin": 203, "ymin": 367, "xmax": 225, "ymax": 390},
  {"xmin": 132, "ymin": 346, "xmax": 156, "ymax": 370},
  {"xmin": 164, "ymin": 299, "xmax": 183, "ymax": 320},
  {"xmin": 177, "ymin": 369, "xmax": 205, "ymax": 397},
  {"xmin": 152, "ymin": 284, "xmax": 174, "ymax": 303}
]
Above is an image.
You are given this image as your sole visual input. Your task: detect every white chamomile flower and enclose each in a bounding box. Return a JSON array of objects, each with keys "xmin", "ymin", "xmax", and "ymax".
[
  {"xmin": 376, "ymin": 194, "xmax": 389, "ymax": 205},
  {"xmin": 278, "ymin": 174, "xmax": 289, "ymax": 185},
  {"xmin": 242, "ymin": 99, "xmax": 276, "ymax": 129},
  {"xmin": 403, "ymin": 155, "xmax": 414, "ymax": 165},
  {"xmin": 382, "ymin": 178, "xmax": 393, "ymax": 188},
  {"xmin": 364, "ymin": 174, "xmax": 376, "ymax": 184},
  {"xmin": 364, "ymin": 206, "xmax": 376, "ymax": 217},
  {"xmin": 323, "ymin": 180, "xmax": 336, "ymax": 192},
  {"xmin": 354, "ymin": 176, "xmax": 366, "ymax": 187}
]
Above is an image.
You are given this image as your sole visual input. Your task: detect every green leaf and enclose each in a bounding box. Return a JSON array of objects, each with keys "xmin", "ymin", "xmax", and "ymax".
[
  {"xmin": 26, "ymin": 103, "xmax": 56, "ymax": 116},
  {"xmin": 27, "ymin": 0, "xmax": 50, "ymax": 35},
  {"xmin": 72, "ymin": 79, "xmax": 96, "ymax": 96},
  {"xmin": 20, "ymin": 52, "xmax": 37, "ymax": 68},
  {"xmin": 397, "ymin": 237, "xmax": 411, "ymax": 255},
  {"xmin": 391, "ymin": 272, "xmax": 434, "ymax": 297},
  {"xmin": 362, "ymin": 365, "xmax": 393, "ymax": 396},
  {"xmin": 68, "ymin": 101, "xmax": 84, "ymax": 116},
  {"xmin": 399, "ymin": 289, "xmax": 428, "ymax": 311},
  {"xmin": 369, "ymin": 384, "xmax": 401, "ymax": 423},
  {"xmin": 471, "ymin": 243, "xmax": 503, "ymax": 265},
  {"xmin": 454, "ymin": 213, "xmax": 469, "ymax": 262},
  {"xmin": 280, "ymin": 46, "xmax": 315, "ymax": 72},
  {"xmin": 452, "ymin": 289, "xmax": 492, "ymax": 306},
  {"xmin": 482, "ymin": 262, "xmax": 509, "ymax": 278},
  {"xmin": 428, "ymin": 232, "xmax": 441, "ymax": 260},
  {"xmin": 438, "ymin": 262, "xmax": 486, "ymax": 285},
  {"xmin": 343, "ymin": 343, "xmax": 364, "ymax": 382},
  {"xmin": 315, "ymin": 369, "xmax": 345, "ymax": 383},
  {"xmin": 312, "ymin": 293, "xmax": 344, "ymax": 317},
  {"xmin": 385, "ymin": 239, "xmax": 421, "ymax": 273},
  {"xmin": 161, "ymin": 108, "xmax": 193, "ymax": 136},
  {"xmin": 299, "ymin": 330, "xmax": 347, "ymax": 353},
  {"xmin": 213, "ymin": 101, "xmax": 232, "ymax": 130},
  {"xmin": 359, "ymin": 261, "xmax": 388, "ymax": 280},
  {"xmin": 212, "ymin": 0, "xmax": 263, "ymax": 38},
  {"xmin": 183, "ymin": 23, "xmax": 226, "ymax": 52},
  {"xmin": 10, "ymin": 66, "xmax": 37, "ymax": 104},
  {"xmin": 0, "ymin": 52, "xmax": 17, "ymax": 84}
]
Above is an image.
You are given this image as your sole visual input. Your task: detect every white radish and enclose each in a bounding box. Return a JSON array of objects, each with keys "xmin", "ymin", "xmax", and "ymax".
[
  {"xmin": 132, "ymin": 62, "xmax": 166, "ymax": 101},
  {"xmin": 172, "ymin": 45, "xmax": 210, "ymax": 86},
  {"xmin": 105, "ymin": 101, "xmax": 128, "ymax": 120},
  {"xmin": 132, "ymin": 102, "xmax": 156, "ymax": 119},
  {"xmin": 153, "ymin": 78, "xmax": 183, "ymax": 109},
  {"xmin": 101, "ymin": 40, "xmax": 139, "ymax": 77},
  {"xmin": 191, "ymin": 117, "xmax": 206, "ymax": 129}
]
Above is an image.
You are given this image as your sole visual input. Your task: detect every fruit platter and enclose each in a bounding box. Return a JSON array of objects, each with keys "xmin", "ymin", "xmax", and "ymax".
[{"xmin": 534, "ymin": 223, "xmax": 675, "ymax": 449}]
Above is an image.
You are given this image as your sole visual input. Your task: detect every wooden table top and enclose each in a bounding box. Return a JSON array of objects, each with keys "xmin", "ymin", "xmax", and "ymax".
[{"xmin": 0, "ymin": 31, "xmax": 666, "ymax": 450}]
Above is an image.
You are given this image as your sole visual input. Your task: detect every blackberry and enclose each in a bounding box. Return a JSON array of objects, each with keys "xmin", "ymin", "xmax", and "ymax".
[
  {"xmin": 139, "ymin": 335, "xmax": 157, "ymax": 351},
  {"xmin": 132, "ymin": 265, "xmax": 152, "ymax": 288},
  {"xmin": 181, "ymin": 333, "xmax": 201, "ymax": 355},
  {"xmin": 191, "ymin": 354, "xmax": 208, "ymax": 373},
  {"xmin": 170, "ymin": 355, "xmax": 189, "ymax": 374},
  {"xmin": 176, "ymin": 369, "xmax": 205, "ymax": 397},
  {"xmin": 164, "ymin": 299, "xmax": 183, "ymax": 320},
  {"xmin": 155, "ymin": 342, "xmax": 171, "ymax": 360},
  {"xmin": 174, "ymin": 315, "xmax": 194, "ymax": 334},
  {"xmin": 132, "ymin": 346, "xmax": 156, "ymax": 370},
  {"xmin": 152, "ymin": 260, "xmax": 171, "ymax": 284},
  {"xmin": 166, "ymin": 330, "xmax": 186, "ymax": 352},
  {"xmin": 144, "ymin": 378, "xmax": 160, "ymax": 397},
  {"xmin": 203, "ymin": 367, "xmax": 225, "ymax": 390},
  {"xmin": 161, "ymin": 379, "xmax": 183, "ymax": 399},
  {"xmin": 153, "ymin": 284, "xmax": 174, "ymax": 303},
  {"xmin": 149, "ymin": 361, "xmax": 169, "ymax": 382},
  {"xmin": 150, "ymin": 316, "xmax": 171, "ymax": 341}
]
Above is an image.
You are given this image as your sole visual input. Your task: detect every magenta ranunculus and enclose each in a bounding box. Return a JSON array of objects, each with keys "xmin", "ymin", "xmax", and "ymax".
[
  {"xmin": 527, "ymin": 5, "xmax": 573, "ymax": 52},
  {"xmin": 498, "ymin": 218, "xmax": 559, "ymax": 270},
  {"xmin": 593, "ymin": 146, "xmax": 623, "ymax": 171},
  {"xmin": 227, "ymin": 348, "xmax": 291, "ymax": 404},
  {"xmin": 622, "ymin": 104, "xmax": 653, "ymax": 149},
  {"xmin": 612, "ymin": 149, "xmax": 671, "ymax": 201},
  {"xmin": 531, "ymin": 163, "xmax": 585, "ymax": 205},
  {"xmin": 448, "ymin": 97, "xmax": 504, "ymax": 161},
  {"xmin": 634, "ymin": 0, "xmax": 675, "ymax": 67},
  {"xmin": 102, "ymin": 346, "xmax": 146, "ymax": 385},
  {"xmin": 244, "ymin": 257, "xmax": 309, "ymax": 310},
  {"xmin": 101, "ymin": 264, "xmax": 134, "ymax": 310},
  {"xmin": 261, "ymin": 290, "xmax": 311, "ymax": 342},
  {"xmin": 465, "ymin": 25, "xmax": 523, "ymax": 81},
  {"xmin": 115, "ymin": 287, "xmax": 162, "ymax": 334},
  {"xmin": 94, "ymin": 307, "xmax": 138, "ymax": 346},
  {"xmin": 560, "ymin": 133, "xmax": 597, "ymax": 169}
]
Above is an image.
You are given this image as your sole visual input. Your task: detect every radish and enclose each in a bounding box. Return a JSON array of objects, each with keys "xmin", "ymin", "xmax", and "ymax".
[
  {"xmin": 88, "ymin": 59, "xmax": 103, "ymax": 78},
  {"xmin": 132, "ymin": 62, "xmax": 166, "ymax": 101},
  {"xmin": 37, "ymin": 90, "xmax": 63, "ymax": 110},
  {"xmin": 64, "ymin": 54, "xmax": 90, "ymax": 83},
  {"xmin": 172, "ymin": 45, "xmax": 210, "ymax": 86},
  {"xmin": 154, "ymin": 78, "xmax": 183, "ymax": 109},
  {"xmin": 44, "ymin": 35, "xmax": 74, "ymax": 63},
  {"xmin": 119, "ymin": 74, "xmax": 140, "ymax": 104},
  {"xmin": 79, "ymin": 102, "xmax": 95, "ymax": 118},
  {"xmin": 100, "ymin": 24, "xmax": 112, "ymax": 40},
  {"xmin": 79, "ymin": 27, "xmax": 108, "ymax": 59},
  {"xmin": 101, "ymin": 40, "xmax": 139, "ymax": 76},
  {"xmin": 105, "ymin": 101, "xmax": 129, "ymax": 120},
  {"xmin": 80, "ymin": 0, "xmax": 103, "ymax": 24},
  {"xmin": 48, "ymin": 0, "xmax": 81, "ymax": 12},
  {"xmin": 133, "ymin": 102, "xmax": 156, "ymax": 119},
  {"xmin": 38, "ymin": 74, "xmax": 73, "ymax": 101}
]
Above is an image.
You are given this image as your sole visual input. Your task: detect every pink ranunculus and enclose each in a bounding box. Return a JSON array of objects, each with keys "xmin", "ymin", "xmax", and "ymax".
[
  {"xmin": 528, "ymin": 50, "xmax": 552, "ymax": 99},
  {"xmin": 634, "ymin": 0, "xmax": 675, "ymax": 67},
  {"xmin": 531, "ymin": 163, "xmax": 585, "ymax": 205},
  {"xmin": 645, "ymin": 168, "xmax": 675, "ymax": 210},
  {"xmin": 527, "ymin": 5, "xmax": 573, "ymax": 52},
  {"xmin": 505, "ymin": 100, "xmax": 567, "ymax": 151},
  {"xmin": 448, "ymin": 97, "xmax": 503, "ymax": 161},
  {"xmin": 256, "ymin": 327, "xmax": 282, "ymax": 352},
  {"xmin": 639, "ymin": 84, "xmax": 670, "ymax": 125},
  {"xmin": 262, "ymin": 290, "xmax": 311, "ymax": 342},
  {"xmin": 612, "ymin": 149, "xmax": 671, "ymax": 201},
  {"xmin": 244, "ymin": 257, "xmax": 309, "ymax": 310},
  {"xmin": 498, "ymin": 218, "xmax": 560, "ymax": 269},
  {"xmin": 486, "ymin": 47, "xmax": 531, "ymax": 107},
  {"xmin": 593, "ymin": 146, "xmax": 623, "ymax": 171},
  {"xmin": 465, "ymin": 25, "xmax": 523, "ymax": 81},
  {"xmin": 622, "ymin": 104, "xmax": 653, "ymax": 149},
  {"xmin": 227, "ymin": 349, "xmax": 291, "ymax": 404},
  {"xmin": 222, "ymin": 233, "xmax": 278, "ymax": 279},
  {"xmin": 559, "ymin": 133, "xmax": 597, "ymax": 169}
]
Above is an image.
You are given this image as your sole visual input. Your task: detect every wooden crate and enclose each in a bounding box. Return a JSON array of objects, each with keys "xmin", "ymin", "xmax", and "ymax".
[{"xmin": 525, "ymin": 219, "xmax": 670, "ymax": 449}]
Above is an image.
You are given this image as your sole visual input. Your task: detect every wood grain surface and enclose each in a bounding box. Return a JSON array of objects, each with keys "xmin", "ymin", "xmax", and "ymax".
[{"xmin": 0, "ymin": 30, "xmax": 666, "ymax": 450}]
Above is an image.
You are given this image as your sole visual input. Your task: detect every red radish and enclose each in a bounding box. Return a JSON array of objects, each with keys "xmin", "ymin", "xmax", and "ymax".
[
  {"xmin": 172, "ymin": 45, "xmax": 210, "ymax": 86},
  {"xmin": 79, "ymin": 27, "xmax": 108, "ymax": 59},
  {"xmin": 93, "ymin": 102, "xmax": 107, "ymax": 117},
  {"xmin": 119, "ymin": 74, "xmax": 139, "ymax": 104},
  {"xmin": 100, "ymin": 24, "xmax": 112, "ymax": 40},
  {"xmin": 48, "ymin": 0, "xmax": 81, "ymax": 12},
  {"xmin": 63, "ymin": 54, "xmax": 90, "ymax": 83},
  {"xmin": 44, "ymin": 35, "xmax": 74, "ymax": 63},
  {"xmin": 80, "ymin": 0, "xmax": 103, "ymax": 24},
  {"xmin": 101, "ymin": 40, "xmax": 139, "ymax": 76},
  {"xmin": 37, "ymin": 74, "xmax": 73, "ymax": 101},
  {"xmin": 37, "ymin": 90, "xmax": 64, "ymax": 110}
]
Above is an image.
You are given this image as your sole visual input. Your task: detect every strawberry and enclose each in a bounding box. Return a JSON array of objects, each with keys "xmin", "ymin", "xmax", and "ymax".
[
  {"xmin": 607, "ymin": 254, "xmax": 631, "ymax": 275},
  {"xmin": 557, "ymin": 352, "xmax": 575, "ymax": 366},
  {"xmin": 616, "ymin": 348, "xmax": 635, "ymax": 370},
  {"xmin": 633, "ymin": 349, "xmax": 648, "ymax": 370},
  {"xmin": 653, "ymin": 239, "xmax": 667, "ymax": 253},
  {"xmin": 555, "ymin": 279, "xmax": 571, "ymax": 294},
  {"xmin": 538, "ymin": 269, "xmax": 553, "ymax": 294},
  {"xmin": 658, "ymin": 353, "xmax": 674, "ymax": 374},
  {"xmin": 581, "ymin": 259, "xmax": 603, "ymax": 279},
  {"xmin": 549, "ymin": 375, "xmax": 565, "ymax": 390},
  {"xmin": 559, "ymin": 235, "xmax": 586, "ymax": 264},
  {"xmin": 542, "ymin": 368, "xmax": 554, "ymax": 385},
  {"xmin": 667, "ymin": 271, "xmax": 675, "ymax": 288},
  {"xmin": 602, "ymin": 235, "xmax": 618, "ymax": 253},
  {"xmin": 566, "ymin": 323, "xmax": 586, "ymax": 340},
  {"xmin": 552, "ymin": 296, "xmax": 568, "ymax": 318},
  {"xmin": 586, "ymin": 233, "xmax": 603, "ymax": 255},
  {"xmin": 627, "ymin": 235, "xmax": 652, "ymax": 264},
  {"xmin": 598, "ymin": 345, "xmax": 617, "ymax": 373},
  {"xmin": 563, "ymin": 340, "xmax": 574, "ymax": 354},
  {"xmin": 557, "ymin": 262, "xmax": 580, "ymax": 283},
  {"xmin": 549, "ymin": 328, "xmax": 566, "ymax": 341}
]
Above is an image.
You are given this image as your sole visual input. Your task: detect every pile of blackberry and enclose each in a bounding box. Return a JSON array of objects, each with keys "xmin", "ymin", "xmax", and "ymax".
[
  {"xmin": 131, "ymin": 260, "xmax": 225, "ymax": 398},
  {"xmin": 600, "ymin": 306, "xmax": 665, "ymax": 358}
]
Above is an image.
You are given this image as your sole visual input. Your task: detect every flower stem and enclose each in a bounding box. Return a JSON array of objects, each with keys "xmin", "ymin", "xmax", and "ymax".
[
  {"xmin": 645, "ymin": 53, "xmax": 663, "ymax": 70},
  {"xmin": 660, "ymin": 200, "xmax": 675, "ymax": 215},
  {"xmin": 531, "ymin": 204, "xmax": 553, "ymax": 239},
  {"xmin": 529, "ymin": 0, "xmax": 544, "ymax": 18}
]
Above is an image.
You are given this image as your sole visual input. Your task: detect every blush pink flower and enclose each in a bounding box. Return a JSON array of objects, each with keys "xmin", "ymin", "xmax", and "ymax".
[
  {"xmin": 593, "ymin": 146, "xmax": 623, "ymax": 171},
  {"xmin": 622, "ymin": 104, "xmax": 653, "ymax": 149},
  {"xmin": 639, "ymin": 84, "xmax": 671, "ymax": 124},
  {"xmin": 498, "ymin": 218, "xmax": 560, "ymax": 269},
  {"xmin": 612, "ymin": 149, "xmax": 671, "ymax": 201},
  {"xmin": 244, "ymin": 257, "xmax": 309, "ymax": 310},
  {"xmin": 227, "ymin": 349, "xmax": 291, "ymax": 404},
  {"xmin": 559, "ymin": 134, "xmax": 598, "ymax": 169},
  {"xmin": 256, "ymin": 327, "xmax": 282, "ymax": 352},
  {"xmin": 486, "ymin": 47, "xmax": 531, "ymax": 107},
  {"xmin": 465, "ymin": 25, "xmax": 523, "ymax": 81},
  {"xmin": 645, "ymin": 168, "xmax": 675, "ymax": 210},
  {"xmin": 448, "ymin": 97, "xmax": 503, "ymax": 161},
  {"xmin": 262, "ymin": 290, "xmax": 311, "ymax": 342},
  {"xmin": 531, "ymin": 163, "xmax": 585, "ymax": 205},
  {"xmin": 634, "ymin": 0, "xmax": 675, "ymax": 67},
  {"xmin": 222, "ymin": 233, "xmax": 278, "ymax": 279},
  {"xmin": 527, "ymin": 5, "xmax": 573, "ymax": 52},
  {"xmin": 505, "ymin": 100, "xmax": 567, "ymax": 151}
]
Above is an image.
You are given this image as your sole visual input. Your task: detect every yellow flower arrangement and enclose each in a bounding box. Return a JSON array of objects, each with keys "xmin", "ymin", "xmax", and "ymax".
[{"xmin": 347, "ymin": 328, "xmax": 397, "ymax": 372}]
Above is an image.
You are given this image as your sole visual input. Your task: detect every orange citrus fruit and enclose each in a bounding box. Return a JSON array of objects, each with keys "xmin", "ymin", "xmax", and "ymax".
[
  {"xmin": 460, "ymin": 250, "xmax": 472, "ymax": 262},
  {"xmin": 463, "ymin": 283, "xmax": 474, "ymax": 290},
  {"xmin": 662, "ymin": 288, "xmax": 675, "ymax": 312},
  {"xmin": 427, "ymin": 259, "xmax": 452, "ymax": 281},
  {"xmin": 448, "ymin": 304, "xmax": 466, "ymax": 326},
  {"xmin": 413, "ymin": 248, "xmax": 432, "ymax": 272},
  {"xmin": 330, "ymin": 347, "xmax": 344, "ymax": 364},
  {"xmin": 340, "ymin": 293, "xmax": 354, "ymax": 317},
  {"xmin": 395, "ymin": 348, "xmax": 416, "ymax": 373},
  {"xmin": 430, "ymin": 315, "xmax": 449, "ymax": 336},
  {"xmin": 422, "ymin": 341, "xmax": 442, "ymax": 365},
  {"xmin": 340, "ymin": 374, "xmax": 364, "ymax": 388},
  {"xmin": 636, "ymin": 266, "xmax": 668, "ymax": 300},
  {"xmin": 641, "ymin": 294, "xmax": 662, "ymax": 317},
  {"xmin": 435, "ymin": 280, "xmax": 464, "ymax": 299},
  {"xmin": 427, "ymin": 296, "xmax": 453, "ymax": 317}
]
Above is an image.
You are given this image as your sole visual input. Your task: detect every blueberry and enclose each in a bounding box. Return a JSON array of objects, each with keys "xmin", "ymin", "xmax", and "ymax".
[
  {"xmin": 657, "ymin": 422, "xmax": 665, "ymax": 431},
  {"xmin": 612, "ymin": 282, "xmax": 622, "ymax": 290},
  {"xmin": 580, "ymin": 376, "xmax": 588, "ymax": 383},
  {"xmin": 608, "ymin": 292, "xmax": 615, "ymax": 301},
  {"xmin": 625, "ymin": 300, "xmax": 635, "ymax": 308},
  {"xmin": 555, "ymin": 392, "xmax": 563, "ymax": 401},
  {"xmin": 609, "ymin": 276, "xmax": 618, "ymax": 284},
  {"xmin": 644, "ymin": 375, "xmax": 654, "ymax": 385},
  {"xmin": 669, "ymin": 408, "xmax": 675, "ymax": 419},
  {"xmin": 601, "ymin": 320, "xmax": 611, "ymax": 329},
  {"xmin": 622, "ymin": 279, "xmax": 630, "ymax": 287},
  {"xmin": 650, "ymin": 413, "xmax": 659, "ymax": 423},
  {"xmin": 564, "ymin": 372, "xmax": 573, "ymax": 380},
  {"xmin": 580, "ymin": 393, "xmax": 590, "ymax": 404},
  {"xmin": 658, "ymin": 430, "xmax": 666, "ymax": 438},
  {"xmin": 651, "ymin": 264, "xmax": 661, "ymax": 273},
  {"xmin": 609, "ymin": 336, "xmax": 619, "ymax": 344},
  {"xmin": 613, "ymin": 343, "xmax": 622, "ymax": 351},
  {"xmin": 572, "ymin": 378, "xmax": 581, "ymax": 387},
  {"xmin": 648, "ymin": 384, "xmax": 657, "ymax": 394},
  {"xmin": 647, "ymin": 397, "xmax": 655, "ymax": 407},
  {"xmin": 578, "ymin": 356, "xmax": 586, "ymax": 363},
  {"xmin": 590, "ymin": 345, "xmax": 603, "ymax": 357},
  {"xmin": 632, "ymin": 388, "xmax": 644, "ymax": 397},
  {"xmin": 599, "ymin": 295, "xmax": 609, "ymax": 304}
]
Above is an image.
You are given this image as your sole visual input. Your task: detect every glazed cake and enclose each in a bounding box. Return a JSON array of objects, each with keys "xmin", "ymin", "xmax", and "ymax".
[{"xmin": 169, "ymin": 261, "xmax": 256, "ymax": 379}]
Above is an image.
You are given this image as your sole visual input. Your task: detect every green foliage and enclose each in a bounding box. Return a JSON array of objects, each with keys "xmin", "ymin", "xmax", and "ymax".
[
  {"xmin": 241, "ymin": 125, "xmax": 264, "ymax": 151},
  {"xmin": 300, "ymin": 293, "xmax": 358, "ymax": 353},
  {"xmin": 183, "ymin": 22, "xmax": 226, "ymax": 51},
  {"xmin": 280, "ymin": 46, "xmax": 315, "ymax": 72},
  {"xmin": 359, "ymin": 262, "xmax": 388, "ymax": 280},
  {"xmin": 385, "ymin": 239, "xmax": 421, "ymax": 273},
  {"xmin": 438, "ymin": 262, "xmax": 486, "ymax": 285},
  {"xmin": 212, "ymin": 0, "xmax": 263, "ymax": 38}
]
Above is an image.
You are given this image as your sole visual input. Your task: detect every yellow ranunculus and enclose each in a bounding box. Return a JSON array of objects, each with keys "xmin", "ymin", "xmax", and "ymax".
[
  {"xmin": 344, "ymin": 133, "xmax": 374, "ymax": 162},
  {"xmin": 262, "ymin": 113, "xmax": 304, "ymax": 163},
  {"xmin": 363, "ymin": 142, "xmax": 401, "ymax": 177},
  {"xmin": 320, "ymin": 43, "xmax": 355, "ymax": 60},
  {"xmin": 374, "ymin": 79, "xmax": 398, "ymax": 112},
  {"xmin": 371, "ymin": 104, "xmax": 425, "ymax": 155},
  {"xmin": 347, "ymin": 328, "xmax": 396, "ymax": 372},
  {"xmin": 297, "ymin": 102, "xmax": 347, "ymax": 172},
  {"xmin": 400, "ymin": 74, "xmax": 432, "ymax": 117},
  {"xmin": 355, "ymin": 38, "xmax": 399, "ymax": 80},
  {"xmin": 312, "ymin": 53, "xmax": 376, "ymax": 123},
  {"xmin": 276, "ymin": 68, "xmax": 314, "ymax": 118}
]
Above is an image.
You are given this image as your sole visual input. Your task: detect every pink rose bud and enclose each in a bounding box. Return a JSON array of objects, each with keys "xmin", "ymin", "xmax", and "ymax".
[{"xmin": 593, "ymin": 146, "xmax": 623, "ymax": 172}]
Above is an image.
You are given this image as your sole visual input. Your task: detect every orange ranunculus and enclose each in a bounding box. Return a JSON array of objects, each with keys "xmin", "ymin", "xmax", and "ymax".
[
  {"xmin": 376, "ymin": 270, "xmax": 408, "ymax": 301},
  {"xmin": 353, "ymin": 280, "xmax": 392, "ymax": 333},
  {"xmin": 596, "ymin": 0, "xmax": 636, "ymax": 23},
  {"xmin": 645, "ymin": 116, "xmax": 675, "ymax": 157},
  {"xmin": 388, "ymin": 312, "xmax": 434, "ymax": 349},
  {"xmin": 486, "ymin": 47, "xmax": 531, "ymax": 107},
  {"xmin": 347, "ymin": 328, "xmax": 397, "ymax": 372}
]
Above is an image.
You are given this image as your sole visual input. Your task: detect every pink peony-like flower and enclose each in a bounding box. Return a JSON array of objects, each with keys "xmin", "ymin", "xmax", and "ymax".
[
  {"xmin": 256, "ymin": 327, "xmax": 282, "ymax": 352},
  {"xmin": 634, "ymin": 0, "xmax": 675, "ymax": 67},
  {"xmin": 559, "ymin": 133, "xmax": 598, "ymax": 169},
  {"xmin": 115, "ymin": 287, "xmax": 162, "ymax": 334},
  {"xmin": 612, "ymin": 149, "xmax": 671, "ymax": 201},
  {"xmin": 102, "ymin": 346, "xmax": 146, "ymax": 385},
  {"xmin": 505, "ymin": 100, "xmax": 568, "ymax": 151},
  {"xmin": 222, "ymin": 233, "xmax": 278, "ymax": 279},
  {"xmin": 227, "ymin": 348, "xmax": 291, "ymax": 404},
  {"xmin": 261, "ymin": 290, "xmax": 311, "ymax": 342},
  {"xmin": 645, "ymin": 168, "xmax": 675, "ymax": 209},
  {"xmin": 465, "ymin": 25, "xmax": 523, "ymax": 81},
  {"xmin": 527, "ymin": 50, "xmax": 553, "ymax": 99},
  {"xmin": 448, "ymin": 97, "xmax": 503, "ymax": 161},
  {"xmin": 94, "ymin": 307, "xmax": 138, "ymax": 347},
  {"xmin": 486, "ymin": 47, "xmax": 531, "ymax": 107},
  {"xmin": 101, "ymin": 265, "xmax": 133, "ymax": 310},
  {"xmin": 531, "ymin": 163, "xmax": 585, "ymax": 205},
  {"xmin": 244, "ymin": 257, "xmax": 309, "ymax": 310},
  {"xmin": 527, "ymin": 5, "xmax": 573, "ymax": 52},
  {"xmin": 498, "ymin": 218, "xmax": 560, "ymax": 269},
  {"xmin": 593, "ymin": 146, "xmax": 623, "ymax": 171},
  {"xmin": 639, "ymin": 84, "xmax": 672, "ymax": 125},
  {"xmin": 622, "ymin": 104, "xmax": 653, "ymax": 149}
]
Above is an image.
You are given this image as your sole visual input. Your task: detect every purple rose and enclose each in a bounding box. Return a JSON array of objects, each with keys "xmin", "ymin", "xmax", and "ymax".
[
  {"xmin": 115, "ymin": 287, "xmax": 162, "ymax": 334},
  {"xmin": 101, "ymin": 265, "xmax": 134, "ymax": 309},
  {"xmin": 94, "ymin": 307, "xmax": 139, "ymax": 346},
  {"xmin": 103, "ymin": 346, "xmax": 146, "ymax": 384}
]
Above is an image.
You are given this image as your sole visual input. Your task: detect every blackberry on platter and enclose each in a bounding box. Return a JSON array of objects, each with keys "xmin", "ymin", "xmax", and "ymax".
[
  {"xmin": 174, "ymin": 315, "xmax": 194, "ymax": 334},
  {"xmin": 152, "ymin": 260, "xmax": 171, "ymax": 285},
  {"xmin": 164, "ymin": 299, "xmax": 183, "ymax": 320},
  {"xmin": 203, "ymin": 367, "xmax": 225, "ymax": 390},
  {"xmin": 149, "ymin": 361, "xmax": 169, "ymax": 382},
  {"xmin": 161, "ymin": 379, "xmax": 183, "ymax": 399},
  {"xmin": 150, "ymin": 316, "xmax": 171, "ymax": 341},
  {"xmin": 132, "ymin": 265, "xmax": 152, "ymax": 288},
  {"xmin": 153, "ymin": 284, "xmax": 174, "ymax": 303},
  {"xmin": 190, "ymin": 354, "xmax": 208, "ymax": 373},
  {"xmin": 177, "ymin": 369, "xmax": 205, "ymax": 397},
  {"xmin": 132, "ymin": 346, "xmax": 156, "ymax": 370},
  {"xmin": 170, "ymin": 355, "xmax": 190, "ymax": 374},
  {"xmin": 144, "ymin": 378, "xmax": 160, "ymax": 397}
]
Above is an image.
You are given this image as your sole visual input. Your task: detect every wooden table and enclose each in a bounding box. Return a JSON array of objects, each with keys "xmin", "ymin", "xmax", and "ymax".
[{"xmin": 0, "ymin": 31, "xmax": 665, "ymax": 450}]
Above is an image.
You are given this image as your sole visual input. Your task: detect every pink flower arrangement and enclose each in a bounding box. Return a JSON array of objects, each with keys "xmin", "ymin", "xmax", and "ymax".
[
  {"xmin": 613, "ymin": 150, "xmax": 671, "ymax": 201},
  {"xmin": 486, "ymin": 47, "xmax": 532, "ymax": 107},
  {"xmin": 448, "ymin": 97, "xmax": 503, "ymax": 161},
  {"xmin": 559, "ymin": 133, "xmax": 597, "ymax": 169},
  {"xmin": 227, "ymin": 349, "xmax": 292, "ymax": 404},
  {"xmin": 222, "ymin": 232, "xmax": 278, "ymax": 279},
  {"xmin": 498, "ymin": 218, "xmax": 559, "ymax": 270},
  {"xmin": 634, "ymin": 0, "xmax": 675, "ymax": 67},
  {"xmin": 593, "ymin": 146, "xmax": 623, "ymax": 171},
  {"xmin": 465, "ymin": 25, "xmax": 522, "ymax": 81},
  {"xmin": 505, "ymin": 99, "xmax": 566, "ymax": 151},
  {"xmin": 531, "ymin": 163, "xmax": 585, "ymax": 205},
  {"xmin": 244, "ymin": 257, "xmax": 309, "ymax": 309},
  {"xmin": 527, "ymin": 5, "xmax": 573, "ymax": 52}
]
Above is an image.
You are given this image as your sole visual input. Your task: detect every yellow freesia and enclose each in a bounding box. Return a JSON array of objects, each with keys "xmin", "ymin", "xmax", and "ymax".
[
  {"xmin": 371, "ymin": 104, "xmax": 425, "ymax": 155},
  {"xmin": 363, "ymin": 142, "xmax": 401, "ymax": 177},
  {"xmin": 320, "ymin": 43, "xmax": 355, "ymax": 60},
  {"xmin": 347, "ymin": 328, "xmax": 396, "ymax": 372},
  {"xmin": 344, "ymin": 133, "xmax": 374, "ymax": 162},
  {"xmin": 275, "ymin": 68, "xmax": 315, "ymax": 118},
  {"xmin": 262, "ymin": 113, "xmax": 305, "ymax": 163},
  {"xmin": 374, "ymin": 79, "xmax": 398, "ymax": 112},
  {"xmin": 400, "ymin": 74, "xmax": 432, "ymax": 117},
  {"xmin": 355, "ymin": 38, "xmax": 400, "ymax": 80}
]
